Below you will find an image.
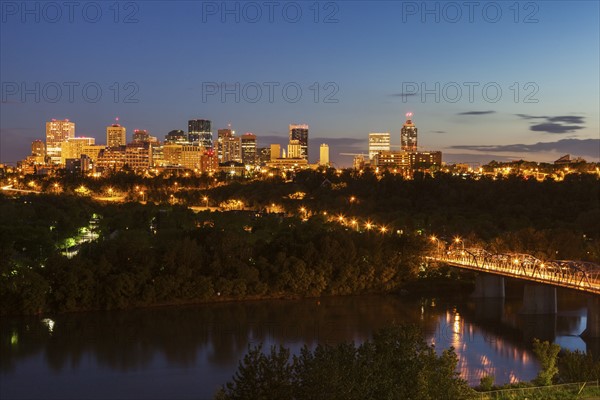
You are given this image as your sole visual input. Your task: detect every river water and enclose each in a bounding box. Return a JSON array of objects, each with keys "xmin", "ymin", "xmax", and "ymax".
[{"xmin": 0, "ymin": 289, "xmax": 595, "ymax": 399}]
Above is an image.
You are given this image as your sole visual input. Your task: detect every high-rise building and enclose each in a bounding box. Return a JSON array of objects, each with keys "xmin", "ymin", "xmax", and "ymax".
[
  {"xmin": 107, "ymin": 121, "xmax": 126, "ymax": 148},
  {"xmin": 188, "ymin": 119, "xmax": 212, "ymax": 149},
  {"xmin": 287, "ymin": 139, "xmax": 302, "ymax": 159},
  {"xmin": 82, "ymin": 145, "xmax": 106, "ymax": 166},
  {"xmin": 61, "ymin": 137, "xmax": 96, "ymax": 164},
  {"xmin": 31, "ymin": 140, "xmax": 46, "ymax": 163},
  {"xmin": 257, "ymin": 147, "xmax": 271, "ymax": 164},
  {"xmin": 241, "ymin": 133, "xmax": 257, "ymax": 165},
  {"xmin": 27, "ymin": 140, "xmax": 46, "ymax": 165},
  {"xmin": 133, "ymin": 129, "xmax": 149, "ymax": 143},
  {"xmin": 46, "ymin": 119, "xmax": 75, "ymax": 164},
  {"xmin": 368, "ymin": 133, "xmax": 391, "ymax": 160},
  {"xmin": 125, "ymin": 143, "xmax": 153, "ymax": 170},
  {"xmin": 217, "ymin": 128, "xmax": 234, "ymax": 161},
  {"xmin": 319, "ymin": 143, "xmax": 330, "ymax": 166},
  {"xmin": 222, "ymin": 135, "xmax": 241, "ymax": 163},
  {"xmin": 401, "ymin": 112, "xmax": 418, "ymax": 152},
  {"xmin": 165, "ymin": 130, "xmax": 187, "ymax": 144},
  {"xmin": 270, "ymin": 144, "xmax": 281, "ymax": 160},
  {"xmin": 289, "ymin": 124, "xmax": 309, "ymax": 160},
  {"xmin": 96, "ymin": 147, "xmax": 127, "ymax": 172}
]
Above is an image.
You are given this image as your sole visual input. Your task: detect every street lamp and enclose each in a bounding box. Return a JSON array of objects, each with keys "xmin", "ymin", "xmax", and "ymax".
[
  {"xmin": 454, "ymin": 237, "xmax": 464, "ymax": 250},
  {"xmin": 430, "ymin": 236, "xmax": 442, "ymax": 256},
  {"xmin": 380, "ymin": 226, "xmax": 388, "ymax": 234},
  {"xmin": 203, "ymin": 196, "xmax": 209, "ymax": 209}
]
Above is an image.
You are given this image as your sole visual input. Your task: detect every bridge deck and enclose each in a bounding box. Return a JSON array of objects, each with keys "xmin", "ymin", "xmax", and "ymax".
[{"xmin": 428, "ymin": 252, "xmax": 600, "ymax": 295}]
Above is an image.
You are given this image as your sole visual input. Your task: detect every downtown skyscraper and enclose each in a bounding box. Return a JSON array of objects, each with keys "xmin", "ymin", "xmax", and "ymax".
[
  {"xmin": 401, "ymin": 113, "xmax": 418, "ymax": 152},
  {"xmin": 188, "ymin": 119, "xmax": 212, "ymax": 149},
  {"xmin": 289, "ymin": 124, "xmax": 309, "ymax": 161},
  {"xmin": 368, "ymin": 133, "xmax": 391, "ymax": 160},
  {"xmin": 106, "ymin": 121, "xmax": 126, "ymax": 148},
  {"xmin": 46, "ymin": 119, "xmax": 75, "ymax": 165}
]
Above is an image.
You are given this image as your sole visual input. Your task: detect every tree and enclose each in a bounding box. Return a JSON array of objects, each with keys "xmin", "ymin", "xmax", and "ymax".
[
  {"xmin": 557, "ymin": 349, "xmax": 600, "ymax": 383},
  {"xmin": 532, "ymin": 338, "xmax": 560, "ymax": 386},
  {"xmin": 218, "ymin": 345, "xmax": 294, "ymax": 400}
]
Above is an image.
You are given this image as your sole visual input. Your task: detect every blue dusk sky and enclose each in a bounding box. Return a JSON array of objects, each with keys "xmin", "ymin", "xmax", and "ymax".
[{"xmin": 1, "ymin": 1, "xmax": 599, "ymax": 166}]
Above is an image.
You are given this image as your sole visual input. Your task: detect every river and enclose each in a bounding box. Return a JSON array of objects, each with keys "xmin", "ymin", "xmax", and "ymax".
[{"xmin": 0, "ymin": 289, "xmax": 595, "ymax": 399}]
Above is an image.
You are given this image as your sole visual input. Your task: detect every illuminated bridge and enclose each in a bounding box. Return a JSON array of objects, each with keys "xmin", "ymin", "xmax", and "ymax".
[
  {"xmin": 427, "ymin": 246, "xmax": 600, "ymax": 337},
  {"xmin": 428, "ymin": 247, "xmax": 600, "ymax": 295}
]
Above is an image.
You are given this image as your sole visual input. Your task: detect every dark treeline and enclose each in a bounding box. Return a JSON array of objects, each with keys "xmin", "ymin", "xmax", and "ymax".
[
  {"xmin": 1, "ymin": 171, "xmax": 598, "ymax": 315},
  {"xmin": 207, "ymin": 170, "xmax": 600, "ymax": 261},
  {"xmin": 216, "ymin": 325, "xmax": 472, "ymax": 400},
  {"xmin": 0, "ymin": 195, "xmax": 424, "ymax": 315},
  {"xmin": 215, "ymin": 325, "xmax": 600, "ymax": 400}
]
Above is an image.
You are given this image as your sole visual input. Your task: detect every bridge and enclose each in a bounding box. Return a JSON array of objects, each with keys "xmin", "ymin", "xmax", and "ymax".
[
  {"xmin": 426, "ymin": 242, "xmax": 600, "ymax": 338},
  {"xmin": 428, "ymin": 247, "xmax": 600, "ymax": 295}
]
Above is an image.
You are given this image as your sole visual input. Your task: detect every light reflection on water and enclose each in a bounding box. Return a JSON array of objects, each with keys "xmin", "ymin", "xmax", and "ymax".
[{"xmin": 0, "ymin": 290, "xmax": 594, "ymax": 399}]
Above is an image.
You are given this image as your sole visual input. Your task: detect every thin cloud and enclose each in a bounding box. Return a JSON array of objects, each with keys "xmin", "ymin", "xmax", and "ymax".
[
  {"xmin": 516, "ymin": 114, "xmax": 585, "ymax": 134},
  {"xmin": 451, "ymin": 139, "xmax": 599, "ymax": 159},
  {"xmin": 547, "ymin": 116, "xmax": 585, "ymax": 124},
  {"xmin": 431, "ymin": 130, "xmax": 446, "ymax": 134},
  {"xmin": 530, "ymin": 123, "xmax": 584, "ymax": 134},
  {"xmin": 515, "ymin": 114, "xmax": 547, "ymax": 120},
  {"xmin": 457, "ymin": 111, "xmax": 495, "ymax": 115}
]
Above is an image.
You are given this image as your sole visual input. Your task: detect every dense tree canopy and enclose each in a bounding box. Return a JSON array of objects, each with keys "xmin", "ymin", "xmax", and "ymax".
[{"xmin": 215, "ymin": 325, "xmax": 473, "ymax": 400}]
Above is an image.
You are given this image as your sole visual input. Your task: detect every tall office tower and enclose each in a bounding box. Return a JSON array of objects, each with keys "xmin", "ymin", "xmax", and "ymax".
[
  {"xmin": 400, "ymin": 112, "xmax": 418, "ymax": 152},
  {"xmin": 289, "ymin": 124, "xmax": 309, "ymax": 160},
  {"xmin": 217, "ymin": 128, "xmax": 234, "ymax": 161},
  {"xmin": 106, "ymin": 120, "xmax": 126, "ymax": 148},
  {"xmin": 368, "ymin": 133, "xmax": 391, "ymax": 160},
  {"xmin": 31, "ymin": 140, "xmax": 45, "ymax": 160},
  {"xmin": 270, "ymin": 144, "xmax": 281, "ymax": 160},
  {"xmin": 133, "ymin": 129, "xmax": 149, "ymax": 143},
  {"xmin": 257, "ymin": 147, "xmax": 271, "ymax": 164},
  {"xmin": 222, "ymin": 135, "xmax": 241, "ymax": 162},
  {"xmin": 29, "ymin": 140, "xmax": 46, "ymax": 165},
  {"xmin": 319, "ymin": 143, "xmax": 330, "ymax": 166},
  {"xmin": 188, "ymin": 119, "xmax": 212, "ymax": 148},
  {"xmin": 287, "ymin": 139, "xmax": 302, "ymax": 159},
  {"xmin": 46, "ymin": 119, "xmax": 75, "ymax": 164},
  {"xmin": 165, "ymin": 130, "xmax": 187, "ymax": 144},
  {"xmin": 241, "ymin": 133, "xmax": 257, "ymax": 165}
]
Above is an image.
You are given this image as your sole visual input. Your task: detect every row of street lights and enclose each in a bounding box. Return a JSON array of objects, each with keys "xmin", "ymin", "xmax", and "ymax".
[{"xmin": 297, "ymin": 206, "xmax": 390, "ymax": 234}]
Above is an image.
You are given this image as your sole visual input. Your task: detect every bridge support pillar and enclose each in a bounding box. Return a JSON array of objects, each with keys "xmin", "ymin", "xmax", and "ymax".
[
  {"xmin": 582, "ymin": 296, "xmax": 600, "ymax": 339},
  {"xmin": 521, "ymin": 284, "xmax": 556, "ymax": 314},
  {"xmin": 472, "ymin": 274, "xmax": 505, "ymax": 298}
]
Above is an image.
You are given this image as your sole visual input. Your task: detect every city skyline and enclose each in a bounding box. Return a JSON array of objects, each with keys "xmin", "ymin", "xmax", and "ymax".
[{"xmin": 1, "ymin": 1, "xmax": 599, "ymax": 166}]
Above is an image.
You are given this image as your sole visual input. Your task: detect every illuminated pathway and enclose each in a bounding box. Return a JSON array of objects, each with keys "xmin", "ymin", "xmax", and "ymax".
[{"xmin": 428, "ymin": 247, "xmax": 600, "ymax": 295}]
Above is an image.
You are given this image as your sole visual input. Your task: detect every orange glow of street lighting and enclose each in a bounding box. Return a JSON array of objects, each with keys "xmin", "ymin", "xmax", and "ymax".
[{"xmin": 380, "ymin": 226, "xmax": 388, "ymax": 233}]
